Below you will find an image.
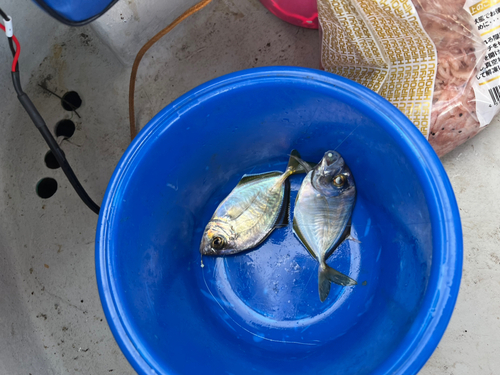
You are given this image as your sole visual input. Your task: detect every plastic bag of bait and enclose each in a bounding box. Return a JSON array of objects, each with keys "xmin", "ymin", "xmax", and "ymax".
[{"xmin": 318, "ymin": 0, "xmax": 499, "ymax": 156}]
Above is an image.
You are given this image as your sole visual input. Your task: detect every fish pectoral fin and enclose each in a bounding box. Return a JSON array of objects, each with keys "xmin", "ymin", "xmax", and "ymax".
[{"xmin": 318, "ymin": 263, "xmax": 357, "ymax": 302}]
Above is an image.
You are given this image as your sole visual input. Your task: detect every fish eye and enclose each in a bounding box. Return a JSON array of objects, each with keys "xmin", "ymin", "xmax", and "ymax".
[
  {"xmin": 333, "ymin": 174, "xmax": 346, "ymax": 187},
  {"xmin": 211, "ymin": 236, "xmax": 226, "ymax": 250}
]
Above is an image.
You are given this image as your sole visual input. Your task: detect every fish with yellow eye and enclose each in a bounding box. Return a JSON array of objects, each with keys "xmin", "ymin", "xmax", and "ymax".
[
  {"xmin": 293, "ymin": 151, "xmax": 358, "ymax": 302},
  {"xmin": 200, "ymin": 150, "xmax": 309, "ymax": 256}
]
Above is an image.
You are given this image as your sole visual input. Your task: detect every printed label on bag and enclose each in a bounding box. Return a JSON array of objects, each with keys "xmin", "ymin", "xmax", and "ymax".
[
  {"xmin": 466, "ymin": 0, "xmax": 500, "ymax": 126},
  {"xmin": 318, "ymin": 0, "xmax": 437, "ymax": 137}
]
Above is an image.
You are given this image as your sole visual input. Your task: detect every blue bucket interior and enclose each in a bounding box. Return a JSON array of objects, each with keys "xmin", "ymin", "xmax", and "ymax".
[{"xmin": 96, "ymin": 67, "xmax": 462, "ymax": 375}]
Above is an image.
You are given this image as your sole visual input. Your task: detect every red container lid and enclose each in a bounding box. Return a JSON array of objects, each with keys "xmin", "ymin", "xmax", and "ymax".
[{"xmin": 260, "ymin": 0, "xmax": 318, "ymax": 29}]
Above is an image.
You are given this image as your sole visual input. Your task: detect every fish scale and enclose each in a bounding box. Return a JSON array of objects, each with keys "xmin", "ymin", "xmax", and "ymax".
[{"xmin": 234, "ymin": 179, "xmax": 283, "ymax": 239}]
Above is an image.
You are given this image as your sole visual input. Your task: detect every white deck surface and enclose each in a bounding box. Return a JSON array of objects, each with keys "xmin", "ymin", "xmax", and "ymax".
[{"xmin": 0, "ymin": 0, "xmax": 498, "ymax": 373}]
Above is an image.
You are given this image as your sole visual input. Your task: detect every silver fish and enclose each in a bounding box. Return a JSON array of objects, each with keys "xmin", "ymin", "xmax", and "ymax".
[
  {"xmin": 293, "ymin": 150, "xmax": 357, "ymax": 302},
  {"xmin": 200, "ymin": 151, "xmax": 305, "ymax": 256}
]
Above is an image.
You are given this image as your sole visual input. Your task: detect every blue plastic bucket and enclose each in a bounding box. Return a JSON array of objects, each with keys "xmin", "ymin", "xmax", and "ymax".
[{"xmin": 96, "ymin": 67, "xmax": 462, "ymax": 375}]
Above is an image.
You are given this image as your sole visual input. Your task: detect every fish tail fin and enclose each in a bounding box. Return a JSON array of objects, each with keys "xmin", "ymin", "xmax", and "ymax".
[
  {"xmin": 287, "ymin": 150, "xmax": 315, "ymax": 175},
  {"xmin": 318, "ymin": 263, "xmax": 357, "ymax": 302}
]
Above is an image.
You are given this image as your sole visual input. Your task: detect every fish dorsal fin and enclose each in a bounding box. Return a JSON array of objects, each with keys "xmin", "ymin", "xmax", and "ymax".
[
  {"xmin": 293, "ymin": 219, "xmax": 318, "ymax": 261},
  {"xmin": 222, "ymin": 171, "xmax": 282, "ymax": 221},
  {"xmin": 237, "ymin": 172, "xmax": 282, "ymax": 187}
]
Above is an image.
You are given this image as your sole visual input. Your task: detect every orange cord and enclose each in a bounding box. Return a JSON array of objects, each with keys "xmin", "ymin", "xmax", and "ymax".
[{"xmin": 129, "ymin": 0, "xmax": 214, "ymax": 141}]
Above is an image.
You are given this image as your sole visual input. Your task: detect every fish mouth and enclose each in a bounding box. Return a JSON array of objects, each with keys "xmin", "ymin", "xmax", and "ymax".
[
  {"xmin": 200, "ymin": 247, "xmax": 217, "ymax": 256},
  {"xmin": 199, "ymin": 236, "xmax": 216, "ymax": 255},
  {"xmin": 199, "ymin": 247, "xmax": 241, "ymax": 256},
  {"xmin": 324, "ymin": 151, "xmax": 340, "ymax": 166}
]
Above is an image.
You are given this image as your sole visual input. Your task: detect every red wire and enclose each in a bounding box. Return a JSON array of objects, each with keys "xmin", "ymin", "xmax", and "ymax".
[
  {"xmin": 12, "ymin": 35, "xmax": 20, "ymax": 72},
  {"xmin": 0, "ymin": 23, "xmax": 21, "ymax": 72}
]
